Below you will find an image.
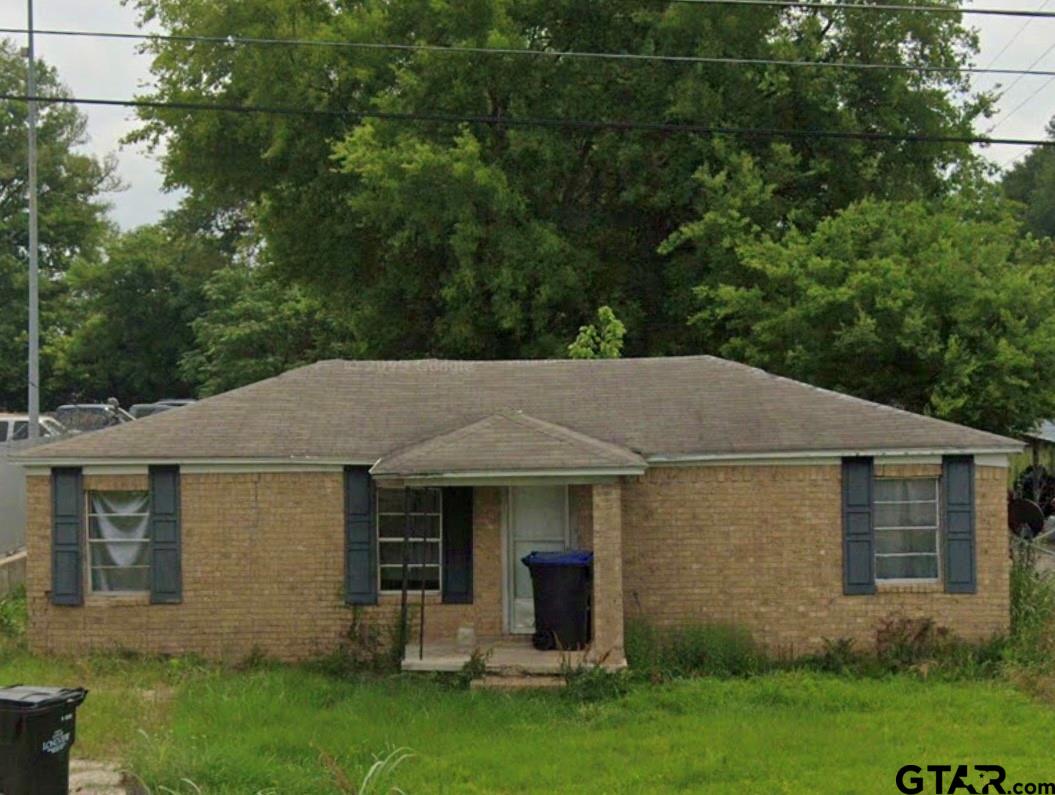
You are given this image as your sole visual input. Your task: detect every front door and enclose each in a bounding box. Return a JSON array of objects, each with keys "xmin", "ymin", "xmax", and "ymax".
[{"xmin": 508, "ymin": 485, "xmax": 568, "ymax": 634}]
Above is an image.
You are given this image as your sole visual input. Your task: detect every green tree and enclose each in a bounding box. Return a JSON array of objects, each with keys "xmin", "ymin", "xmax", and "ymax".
[
  {"xmin": 180, "ymin": 261, "xmax": 362, "ymax": 396},
  {"xmin": 129, "ymin": 0, "xmax": 987, "ymax": 358},
  {"xmin": 690, "ymin": 197, "xmax": 1055, "ymax": 434},
  {"xmin": 0, "ymin": 39, "xmax": 115, "ymax": 409},
  {"xmin": 1002, "ymin": 118, "xmax": 1055, "ymax": 240},
  {"xmin": 48, "ymin": 220, "xmax": 227, "ymax": 405},
  {"xmin": 568, "ymin": 306, "xmax": 626, "ymax": 359}
]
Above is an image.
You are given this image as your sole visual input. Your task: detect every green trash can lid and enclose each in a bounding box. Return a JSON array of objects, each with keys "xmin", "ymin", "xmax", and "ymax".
[{"xmin": 0, "ymin": 685, "xmax": 87, "ymax": 710}]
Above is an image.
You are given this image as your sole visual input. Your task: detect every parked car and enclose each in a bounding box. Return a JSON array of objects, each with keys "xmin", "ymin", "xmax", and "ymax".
[
  {"xmin": 54, "ymin": 402, "xmax": 133, "ymax": 432},
  {"xmin": 0, "ymin": 414, "xmax": 67, "ymax": 442},
  {"xmin": 129, "ymin": 399, "xmax": 196, "ymax": 419}
]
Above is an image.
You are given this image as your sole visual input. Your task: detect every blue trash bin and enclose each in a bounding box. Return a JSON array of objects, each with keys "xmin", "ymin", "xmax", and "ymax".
[{"xmin": 521, "ymin": 550, "xmax": 593, "ymax": 651}]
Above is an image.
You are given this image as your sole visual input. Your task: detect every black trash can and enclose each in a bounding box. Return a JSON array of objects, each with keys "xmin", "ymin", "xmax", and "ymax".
[
  {"xmin": 521, "ymin": 550, "xmax": 593, "ymax": 651},
  {"xmin": 0, "ymin": 685, "xmax": 88, "ymax": 795}
]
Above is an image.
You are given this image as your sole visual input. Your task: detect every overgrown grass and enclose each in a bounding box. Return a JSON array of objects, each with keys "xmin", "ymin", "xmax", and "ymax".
[
  {"xmin": 0, "ymin": 584, "xmax": 26, "ymax": 641},
  {"xmin": 0, "ymin": 551, "xmax": 1052, "ymax": 791},
  {"xmin": 625, "ymin": 620, "xmax": 767, "ymax": 681},
  {"xmin": 0, "ymin": 645, "xmax": 209, "ymax": 762},
  {"xmin": 0, "ymin": 657, "xmax": 1049, "ymax": 793},
  {"xmin": 1007, "ymin": 541, "xmax": 1055, "ymax": 669}
]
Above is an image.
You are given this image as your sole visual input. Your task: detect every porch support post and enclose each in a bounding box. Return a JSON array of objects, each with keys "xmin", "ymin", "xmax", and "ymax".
[{"xmin": 590, "ymin": 480, "xmax": 626, "ymax": 667}]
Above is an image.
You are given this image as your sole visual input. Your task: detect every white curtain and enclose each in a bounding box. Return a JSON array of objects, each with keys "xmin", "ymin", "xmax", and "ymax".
[{"xmin": 90, "ymin": 492, "xmax": 149, "ymax": 590}]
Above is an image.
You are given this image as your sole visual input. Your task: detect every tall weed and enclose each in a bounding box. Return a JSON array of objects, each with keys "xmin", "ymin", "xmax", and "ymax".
[
  {"xmin": 1007, "ymin": 541, "xmax": 1055, "ymax": 670},
  {"xmin": 626, "ymin": 619, "xmax": 767, "ymax": 680},
  {"xmin": 0, "ymin": 585, "xmax": 27, "ymax": 642}
]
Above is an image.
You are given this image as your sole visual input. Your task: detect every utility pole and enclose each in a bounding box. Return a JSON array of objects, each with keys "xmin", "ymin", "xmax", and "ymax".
[{"xmin": 26, "ymin": 0, "xmax": 39, "ymax": 439}]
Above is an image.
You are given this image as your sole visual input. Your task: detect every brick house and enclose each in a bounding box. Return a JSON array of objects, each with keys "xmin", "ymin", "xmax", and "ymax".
[{"xmin": 16, "ymin": 357, "xmax": 1020, "ymax": 668}]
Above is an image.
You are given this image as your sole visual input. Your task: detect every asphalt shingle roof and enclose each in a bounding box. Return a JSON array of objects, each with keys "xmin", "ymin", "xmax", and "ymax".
[
  {"xmin": 20, "ymin": 356, "xmax": 1021, "ymax": 463},
  {"xmin": 370, "ymin": 411, "xmax": 647, "ymax": 477}
]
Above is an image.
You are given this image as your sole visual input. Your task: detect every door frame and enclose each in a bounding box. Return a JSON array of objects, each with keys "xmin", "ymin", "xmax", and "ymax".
[{"xmin": 501, "ymin": 485, "xmax": 570, "ymax": 634}]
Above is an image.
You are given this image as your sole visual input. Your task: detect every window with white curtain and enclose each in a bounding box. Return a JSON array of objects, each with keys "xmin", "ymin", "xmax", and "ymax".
[
  {"xmin": 87, "ymin": 491, "xmax": 151, "ymax": 593},
  {"xmin": 377, "ymin": 487, "xmax": 442, "ymax": 593},
  {"xmin": 874, "ymin": 478, "xmax": 940, "ymax": 581}
]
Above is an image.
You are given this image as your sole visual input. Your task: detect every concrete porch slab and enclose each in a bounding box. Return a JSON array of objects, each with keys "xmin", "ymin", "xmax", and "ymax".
[{"xmin": 401, "ymin": 637, "xmax": 586, "ymax": 674}]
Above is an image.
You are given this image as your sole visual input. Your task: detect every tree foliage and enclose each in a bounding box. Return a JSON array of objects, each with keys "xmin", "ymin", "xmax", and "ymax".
[
  {"xmin": 691, "ymin": 197, "xmax": 1055, "ymax": 433},
  {"xmin": 129, "ymin": 0, "xmax": 988, "ymax": 359},
  {"xmin": 568, "ymin": 306, "xmax": 626, "ymax": 359},
  {"xmin": 0, "ymin": 40, "xmax": 115, "ymax": 409},
  {"xmin": 48, "ymin": 218, "xmax": 227, "ymax": 405},
  {"xmin": 7, "ymin": 7, "xmax": 1052, "ymax": 438},
  {"xmin": 180, "ymin": 261, "xmax": 361, "ymax": 396},
  {"xmin": 1002, "ymin": 118, "xmax": 1055, "ymax": 241}
]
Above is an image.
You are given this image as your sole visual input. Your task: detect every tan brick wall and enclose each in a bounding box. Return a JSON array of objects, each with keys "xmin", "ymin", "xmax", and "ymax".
[
  {"xmin": 27, "ymin": 462, "xmax": 1010, "ymax": 662},
  {"xmin": 27, "ymin": 473, "xmax": 504, "ymax": 662},
  {"xmin": 621, "ymin": 463, "xmax": 1010, "ymax": 654},
  {"xmin": 590, "ymin": 482, "xmax": 625, "ymax": 665},
  {"xmin": 569, "ymin": 485, "xmax": 593, "ymax": 549}
]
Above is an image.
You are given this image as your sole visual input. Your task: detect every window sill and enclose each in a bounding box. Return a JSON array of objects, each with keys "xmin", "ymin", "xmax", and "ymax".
[
  {"xmin": 376, "ymin": 593, "xmax": 445, "ymax": 606},
  {"xmin": 84, "ymin": 593, "xmax": 151, "ymax": 608},
  {"xmin": 876, "ymin": 581, "xmax": 944, "ymax": 595}
]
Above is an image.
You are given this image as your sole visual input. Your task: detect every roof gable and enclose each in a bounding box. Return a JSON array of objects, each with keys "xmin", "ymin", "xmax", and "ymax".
[{"xmin": 370, "ymin": 412, "xmax": 646, "ymax": 477}]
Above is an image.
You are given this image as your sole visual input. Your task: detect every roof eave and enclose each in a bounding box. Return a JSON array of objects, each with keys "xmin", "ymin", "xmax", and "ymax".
[
  {"xmin": 15, "ymin": 445, "xmax": 1020, "ymax": 470},
  {"xmin": 647, "ymin": 445, "xmax": 1022, "ymax": 464},
  {"xmin": 14, "ymin": 455, "xmax": 374, "ymax": 469},
  {"xmin": 370, "ymin": 466, "xmax": 647, "ymax": 485}
]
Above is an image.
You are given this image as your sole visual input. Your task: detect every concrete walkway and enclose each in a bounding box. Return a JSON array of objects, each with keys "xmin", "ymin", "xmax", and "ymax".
[{"xmin": 69, "ymin": 760, "xmax": 127, "ymax": 794}]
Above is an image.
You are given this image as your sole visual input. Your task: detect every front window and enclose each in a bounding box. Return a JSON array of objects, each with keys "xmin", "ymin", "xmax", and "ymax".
[
  {"xmin": 377, "ymin": 487, "xmax": 442, "ymax": 593},
  {"xmin": 874, "ymin": 477, "xmax": 940, "ymax": 581},
  {"xmin": 87, "ymin": 491, "xmax": 151, "ymax": 593}
]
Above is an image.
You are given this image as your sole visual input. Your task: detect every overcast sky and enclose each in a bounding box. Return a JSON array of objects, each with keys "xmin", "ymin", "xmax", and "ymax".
[{"xmin": 0, "ymin": 0, "xmax": 1052, "ymax": 229}]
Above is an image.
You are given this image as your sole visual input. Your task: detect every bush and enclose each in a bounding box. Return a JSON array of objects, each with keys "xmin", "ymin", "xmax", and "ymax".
[
  {"xmin": 451, "ymin": 645, "xmax": 487, "ymax": 683},
  {"xmin": 0, "ymin": 585, "xmax": 27, "ymax": 641},
  {"xmin": 1006, "ymin": 541, "xmax": 1055, "ymax": 671},
  {"xmin": 874, "ymin": 615, "xmax": 948, "ymax": 670},
  {"xmin": 801, "ymin": 617, "xmax": 1005, "ymax": 680},
  {"xmin": 805, "ymin": 638, "xmax": 863, "ymax": 676},
  {"xmin": 308, "ymin": 610, "xmax": 401, "ymax": 678},
  {"xmin": 560, "ymin": 657, "xmax": 632, "ymax": 702},
  {"xmin": 626, "ymin": 620, "xmax": 768, "ymax": 680}
]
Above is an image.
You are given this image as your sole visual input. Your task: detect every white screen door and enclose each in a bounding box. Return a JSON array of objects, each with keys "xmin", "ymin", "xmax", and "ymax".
[{"xmin": 508, "ymin": 485, "xmax": 568, "ymax": 634}]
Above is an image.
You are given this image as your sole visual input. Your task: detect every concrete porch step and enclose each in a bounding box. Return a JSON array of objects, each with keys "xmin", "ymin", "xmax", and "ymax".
[
  {"xmin": 402, "ymin": 639, "xmax": 585, "ymax": 675},
  {"xmin": 471, "ymin": 674, "xmax": 566, "ymax": 690},
  {"xmin": 70, "ymin": 760, "xmax": 127, "ymax": 794}
]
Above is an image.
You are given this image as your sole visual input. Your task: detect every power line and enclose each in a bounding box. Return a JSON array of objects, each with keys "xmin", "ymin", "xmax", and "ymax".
[
  {"xmin": 987, "ymin": 38, "xmax": 1055, "ymax": 131},
  {"xmin": 3, "ymin": 91, "xmax": 1053, "ymax": 146},
  {"xmin": 990, "ymin": 73, "xmax": 1055, "ymax": 132},
  {"xmin": 999, "ymin": 148, "xmax": 1028, "ymax": 168},
  {"xmin": 996, "ymin": 38, "xmax": 1055, "ymax": 96},
  {"xmin": 669, "ymin": 0, "xmax": 1055, "ymax": 17},
  {"xmin": 4, "ymin": 26, "xmax": 1055, "ymax": 79},
  {"xmin": 983, "ymin": 0, "xmax": 1053, "ymax": 69}
]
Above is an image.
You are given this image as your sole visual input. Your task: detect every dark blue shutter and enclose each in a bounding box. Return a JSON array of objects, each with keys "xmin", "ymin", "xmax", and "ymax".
[
  {"xmin": 943, "ymin": 455, "xmax": 976, "ymax": 594},
  {"xmin": 442, "ymin": 487, "xmax": 473, "ymax": 604},
  {"xmin": 842, "ymin": 457, "xmax": 876, "ymax": 595},
  {"xmin": 51, "ymin": 468, "xmax": 84, "ymax": 606},
  {"xmin": 149, "ymin": 466, "xmax": 182, "ymax": 604},
  {"xmin": 345, "ymin": 467, "xmax": 377, "ymax": 605}
]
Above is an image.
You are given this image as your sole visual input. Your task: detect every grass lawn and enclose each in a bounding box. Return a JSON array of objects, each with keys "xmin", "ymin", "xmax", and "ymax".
[{"xmin": 1, "ymin": 647, "xmax": 1054, "ymax": 793}]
